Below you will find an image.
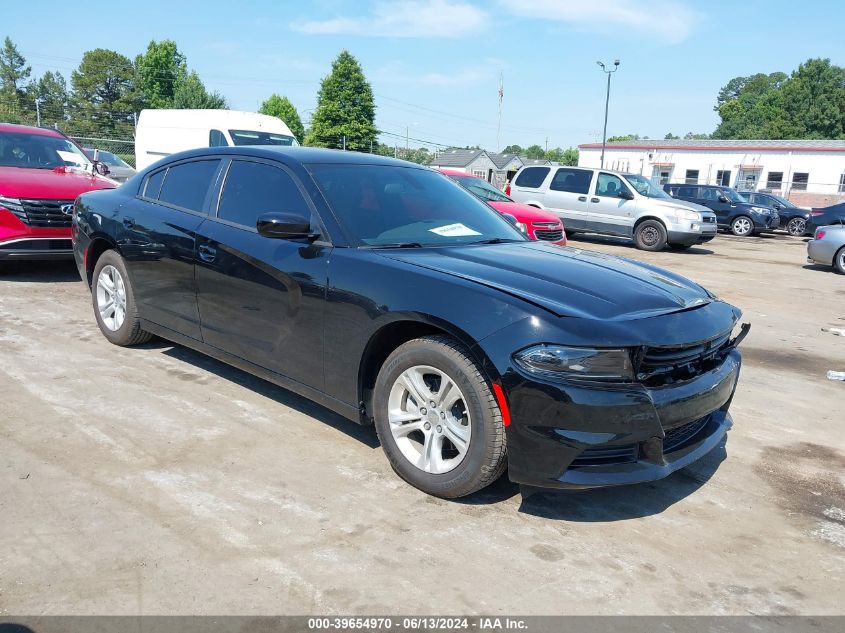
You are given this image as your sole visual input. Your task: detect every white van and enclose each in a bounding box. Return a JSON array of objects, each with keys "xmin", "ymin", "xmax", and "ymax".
[
  {"xmin": 508, "ymin": 165, "xmax": 718, "ymax": 251},
  {"xmin": 134, "ymin": 109, "xmax": 297, "ymax": 170}
]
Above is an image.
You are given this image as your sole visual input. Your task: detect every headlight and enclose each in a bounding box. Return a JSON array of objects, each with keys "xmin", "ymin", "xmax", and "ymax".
[
  {"xmin": 514, "ymin": 222, "xmax": 527, "ymax": 234},
  {"xmin": 671, "ymin": 207, "xmax": 701, "ymax": 221},
  {"xmin": 513, "ymin": 345, "xmax": 634, "ymax": 382},
  {"xmin": 752, "ymin": 206, "xmax": 770, "ymax": 215}
]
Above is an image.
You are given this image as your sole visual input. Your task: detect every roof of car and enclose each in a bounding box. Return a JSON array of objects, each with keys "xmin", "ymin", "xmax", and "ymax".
[
  {"xmin": 167, "ymin": 146, "xmax": 424, "ymax": 168},
  {"xmin": 0, "ymin": 123, "xmax": 64, "ymax": 137}
]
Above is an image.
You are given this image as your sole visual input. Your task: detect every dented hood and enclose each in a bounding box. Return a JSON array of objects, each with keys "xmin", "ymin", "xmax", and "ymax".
[{"xmin": 378, "ymin": 242, "xmax": 713, "ymax": 321}]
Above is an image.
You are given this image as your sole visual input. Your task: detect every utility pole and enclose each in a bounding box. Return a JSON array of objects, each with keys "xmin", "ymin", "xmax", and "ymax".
[
  {"xmin": 35, "ymin": 98, "xmax": 41, "ymax": 127},
  {"xmin": 545, "ymin": 137, "xmax": 548, "ymax": 153},
  {"xmin": 596, "ymin": 59, "xmax": 621, "ymax": 169},
  {"xmin": 497, "ymin": 72, "xmax": 503, "ymax": 152},
  {"xmin": 406, "ymin": 125, "xmax": 409, "ymax": 157},
  {"xmin": 342, "ymin": 135, "xmax": 346, "ymax": 151}
]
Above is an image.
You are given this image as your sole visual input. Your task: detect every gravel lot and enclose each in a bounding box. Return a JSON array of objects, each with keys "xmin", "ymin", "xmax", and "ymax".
[{"xmin": 1, "ymin": 232, "xmax": 843, "ymax": 616}]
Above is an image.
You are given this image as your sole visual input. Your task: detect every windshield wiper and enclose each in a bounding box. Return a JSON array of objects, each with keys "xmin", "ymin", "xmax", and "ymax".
[
  {"xmin": 367, "ymin": 242, "xmax": 424, "ymax": 249},
  {"xmin": 469, "ymin": 237, "xmax": 522, "ymax": 245}
]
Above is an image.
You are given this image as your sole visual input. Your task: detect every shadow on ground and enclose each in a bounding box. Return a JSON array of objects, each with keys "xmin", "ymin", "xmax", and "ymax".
[
  {"xmin": 567, "ymin": 233, "xmax": 715, "ymax": 255},
  {"xmin": 0, "ymin": 260, "xmax": 81, "ymax": 283}
]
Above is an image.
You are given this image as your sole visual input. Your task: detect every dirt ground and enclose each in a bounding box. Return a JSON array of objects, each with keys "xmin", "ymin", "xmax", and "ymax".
[{"xmin": 1, "ymin": 231, "xmax": 843, "ymax": 616}]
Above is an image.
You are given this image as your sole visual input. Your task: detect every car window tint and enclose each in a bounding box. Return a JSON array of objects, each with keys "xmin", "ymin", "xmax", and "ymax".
[
  {"xmin": 700, "ymin": 188, "xmax": 718, "ymax": 201},
  {"xmin": 218, "ymin": 160, "xmax": 310, "ymax": 228},
  {"xmin": 676, "ymin": 186, "xmax": 697, "ymax": 198},
  {"xmin": 514, "ymin": 167, "xmax": 549, "ymax": 188},
  {"xmin": 143, "ymin": 169, "xmax": 166, "ymax": 199},
  {"xmin": 158, "ymin": 160, "xmax": 220, "ymax": 212},
  {"xmin": 549, "ymin": 168, "xmax": 591, "ymax": 194},
  {"xmin": 596, "ymin": 173, "xmax": 626, "ymax": 197},
  {"xmin": 209, "ymin": 129, "xmax": 228, "ymax": 147}
]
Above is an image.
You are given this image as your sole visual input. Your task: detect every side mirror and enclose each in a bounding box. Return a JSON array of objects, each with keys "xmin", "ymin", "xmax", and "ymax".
[
  {"xmin": 94, "ymin": 161, "xmax": 110, "ymax": 176},
  {"xmin": 718, "ymin": 194, "xmax": 729, "ymax": 203},
  {"xmin": 256, "ymin": 212, "xmax": 313, "ymax": 239},
  {"xmin": 618, "ymin": 189, "xmax": 634, "ymax": 200}
]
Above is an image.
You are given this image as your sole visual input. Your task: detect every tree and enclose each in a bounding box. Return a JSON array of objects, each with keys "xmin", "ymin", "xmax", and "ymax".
[
  {"xmin": 606, "ymin": 134, "xmax": 640, "ymax": 142},
  {"xmin": 28, "ymin": 71, "xmax": 69, "ymax": 127},
  {"xmin": 0, "ymin": 36, "xmax": 31, "ymax": 123},
  {"xmin": 172, "ymin": 71, "xmax": 227, "ymax": 109},
  {"xmin": 560, "ymin": 147, "xmax": 579, "ymax": 166},
  {"xmin": 523, "ymin": 144, "xmax": 545, "ymax": 159},
  {"xmin": 779, "ymin": 58, "xmax": 845, "ymax": 139},
  {"xmin": 502, "ymin": 144, "xmax": 523, "ymax": 154},
  {"xmin": 683, "ymin": 132, "xmax": 710, "ymax": 140},
  {"xmin": 135, "ymin": 39, "xmax": 186, "ymax": 109},
  {"xmin": 259, "ymin": 94, "xmax": 305, "ymax": 143},
  {"xmin": 664, "ymin": 132, "xmax": 679, "ymax": 139},
  {"xmin": 70, "ymin": 49, "xmax": 138, "ymax": 136},
  {"xmin": 305, "ymin": 50, "xmax": 376, "ymax": 151}
]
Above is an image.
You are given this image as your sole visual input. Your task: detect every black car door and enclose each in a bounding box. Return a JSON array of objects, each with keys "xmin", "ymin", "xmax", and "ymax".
[
  {"xmin": 194, "ymin": 158, "xmax": 330, "ymax": 390},
  {"xmin": 120, "ymin": 158, "xmax": 222, "ymax": 340}
]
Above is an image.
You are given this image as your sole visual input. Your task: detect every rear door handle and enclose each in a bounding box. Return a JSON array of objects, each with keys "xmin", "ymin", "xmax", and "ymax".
[
  {"xmin": 590, "ymin": 197, "xmax": 600, "ymax": 203},
  {"xmin": 122, "ymin": 216, "xmax": 135, "ymax": 228},
  {"xmin": 198, "ymin": 244, "xmax": 216, "ymax": 263},
  {"xmin": 577, "ymin": 196, "xmax": 587, "ymax": 202}
]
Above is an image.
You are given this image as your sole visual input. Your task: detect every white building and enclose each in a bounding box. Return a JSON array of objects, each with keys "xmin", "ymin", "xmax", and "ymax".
[{"xmin": 578, "ymin": 139, "xmax": 845, "ymax": 207}]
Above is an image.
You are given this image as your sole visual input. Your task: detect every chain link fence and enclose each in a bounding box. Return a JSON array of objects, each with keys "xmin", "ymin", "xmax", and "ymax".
[{"xmin": 68, "ymin": 136, "xmax": 136, "ymax": 168}]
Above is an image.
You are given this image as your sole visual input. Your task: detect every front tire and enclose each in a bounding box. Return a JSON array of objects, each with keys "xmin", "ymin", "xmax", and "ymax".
[
  {"xmin": 786, "ymin": 217, "xmax": 806, "ymax": 236},
  {"xmin": 730, "ymin": 215, "xmax": 754, "ymax": 237},
  {"xmin": 91, "ymin": 250, "xmax": 152, "ymax": 346},
  {"xmin": 373, "ymin": 335, "xmax": 507, "ymax": 498},
  {"xmin": 634, "ymin": 220, "xmax": 668, "ymax": 251},
  {"xmin": 835, "ymin": 246, "xmax": 845, "ymax": 275}
]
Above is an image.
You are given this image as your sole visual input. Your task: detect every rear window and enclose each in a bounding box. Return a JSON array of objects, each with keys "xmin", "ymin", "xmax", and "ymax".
[
  {"xmin": 550, "ymin": 168, "xmax": 592, "ymax": 194},
  {"xmin": 158, "ymin": 159, "xmax": 220, "ymax": 212},
  {"xmin": 514, "ymin": 167, "xmax": 550, "ymax": 189}
]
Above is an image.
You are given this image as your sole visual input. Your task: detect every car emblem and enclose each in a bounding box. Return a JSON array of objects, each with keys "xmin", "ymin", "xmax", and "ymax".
[{"xmin": 60, "ymin": 204, "xmax": 74, "ymax": 216}]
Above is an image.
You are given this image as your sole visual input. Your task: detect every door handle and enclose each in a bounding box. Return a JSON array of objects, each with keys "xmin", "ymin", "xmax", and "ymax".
[
  {"xmin": 198, "ymin": 244, "xmax": 216, "ymax": 263},
  {"xmin": 590, "ymin": 197, "xmax": 600, "ymax": 203},
  {"xmin": 122, "ymin": 216, "xmax": 135, "ymax": 228},
  {"xmin": 578, "ymin": 196, "xmax": 587, "ymax": 202}
]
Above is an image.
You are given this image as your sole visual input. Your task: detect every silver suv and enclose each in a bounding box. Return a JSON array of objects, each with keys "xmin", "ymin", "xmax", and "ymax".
[{"xmin": 509, "ymin": 165, "xmax": 717, "ymax": 251}]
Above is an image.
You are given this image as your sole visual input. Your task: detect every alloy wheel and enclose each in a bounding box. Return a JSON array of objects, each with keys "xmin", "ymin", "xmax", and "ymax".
[
  {"xmin": 732, "ymin": 217, "xmax": 752, "ymax": 236},
  {"xmin": 96, "ymin": 265, "xmax": 127, "ymax": 331},
  {"xmin": 387, "ymin": 365, "xmax": 471, "ymax": 474},
  {"xmin": 787, "ymin": 217, "xmax": 806, "ymax": 236}
]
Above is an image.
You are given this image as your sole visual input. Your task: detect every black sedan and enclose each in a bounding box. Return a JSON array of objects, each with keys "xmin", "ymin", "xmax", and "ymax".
[
  {"xmin": 808, "ymin": 202, "xmax": 845, "ymax": 234},
  {"xmin": 72, "ymin": 147, "xmax": 748, "ymax": 498},
  {"xmin": 742, "ymin": 191, "xmax": 810, "ymax": 236}
]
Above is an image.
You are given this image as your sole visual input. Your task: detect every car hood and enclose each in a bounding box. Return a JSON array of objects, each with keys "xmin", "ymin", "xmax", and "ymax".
[
  {"xmin": 379, "ymin": 242, "xmax": 713, "ymax": 321},
  {"xmin": 487, "ymin": 200, "xmax": 561, "ymax": 223},
  {"xmin": 0, "ymin": 166, "xmax": 115, "ymax": 199},
  {"xmin": 647, "ymin": 197, "xmax": 714, "ymax": 215}
]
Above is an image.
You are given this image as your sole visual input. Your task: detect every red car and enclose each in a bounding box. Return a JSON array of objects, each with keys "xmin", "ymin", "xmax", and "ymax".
[
  {"xmin": 0, "ymin": 123, "xmax": 115, "ymax": 262},
  {"xmin": 437, "ymin": 168, "xmax": 566, "ymax": 245}
]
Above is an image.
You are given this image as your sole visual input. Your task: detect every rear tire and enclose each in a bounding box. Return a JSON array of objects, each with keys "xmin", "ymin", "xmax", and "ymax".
[
  {"xmin": 786, "ymin": 217, "xmax": 806, "ymax": 237},
  {"xmin": 835, "ymin": 246, "xmax": 845, "ymax": 275},
  {"xmin": 634, "ymin": 219, "xmax": 668, "ymax": 251},
  {"xmin": 91, "ymin": 250, "xmax": 152, "ymax": 346},
  {"xmin": 730, "ymin": 215, "xmax": 754, "ymax": 237},
  {"xmin": 373, "ymin": 335, "xmax": 507, "ymax": 498}
]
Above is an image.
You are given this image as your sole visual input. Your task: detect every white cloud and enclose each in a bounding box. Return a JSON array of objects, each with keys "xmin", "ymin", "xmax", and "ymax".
[
  {"xmin": 290, "ymin": 0, "xmax": 490, "ymax": 38},
  {"xmin": 504, "ymin": 0, "xmax": 699, "ymax": 44}
]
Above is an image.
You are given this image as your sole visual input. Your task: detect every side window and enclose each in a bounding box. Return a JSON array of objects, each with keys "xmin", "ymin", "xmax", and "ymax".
[
  {"xmin": 549, "ymin": 168, "xmax": 592, "ymax": 194},
  {"xmin": 209, "ymin": 130, "xmax": 228, "ymax": 147},
  {"xmin": 217, "ymin": 160, "xmax": 311, "ymax": 228},
  {"xmin": 595, "ymin": 172, "xmax": 627, "ymax": 197},
  {"xmin": 158, "ymin": 160, "xmax": 221, "ymax": 212},
  {"xmin": 514, "ymin": 167, "xmax": 550, "ymax": 189},
  {"xmin": 142, "ymin": 168, "xmax": 166, "ymax": 199},
  {"xmin": 675, "ymin": 186, "xmax": 697, "ymax": 198}
]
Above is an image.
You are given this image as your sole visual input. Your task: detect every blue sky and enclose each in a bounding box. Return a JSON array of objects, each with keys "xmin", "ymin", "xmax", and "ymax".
[{"xmin": 5, "ymin": 0, "xmax": 844, "ymax": 150}]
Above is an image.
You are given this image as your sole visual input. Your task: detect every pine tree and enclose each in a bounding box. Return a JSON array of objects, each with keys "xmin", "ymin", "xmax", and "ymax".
[{"xmin": 259, "ymin": 94, "xmax": 305, "ymax": 143}]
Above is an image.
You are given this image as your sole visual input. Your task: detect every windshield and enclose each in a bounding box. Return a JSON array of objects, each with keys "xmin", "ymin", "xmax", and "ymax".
[
  {"xmin": 0, "ymin": 131, "xmax": 91, "ymax": 169},
  {"xmin": 98, "ymin": 150, "xmax": 130, "ymax": 168},
  {"xmin": 722, "ymin": 188, "xmax": 748, "ymax": 203},
  {"xmin": 310, "ymin": 164, "xmax": 526, "ymax": 247},
  {"xmin": 228, "ymin": 130, "xmax": 296, "ymax": 146},
  {"xmin": 624, "ymin": 174, "xmax": 672, "ymax": 199},
  {"xmin": 451, "ymin": 175, "xmax": 512, "ymax": 203}
]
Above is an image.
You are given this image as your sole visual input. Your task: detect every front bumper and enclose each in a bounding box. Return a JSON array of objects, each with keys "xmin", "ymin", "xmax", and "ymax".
[
  {"xmin": 503, "ymin": 349, "xmax": 741, "ymax": 489},
  {"xmin": 0, "ymin": 237, "xmax": 74, "ymax": 260}
]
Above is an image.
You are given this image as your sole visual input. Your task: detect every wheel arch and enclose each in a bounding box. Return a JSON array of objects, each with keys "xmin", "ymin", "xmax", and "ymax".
[
  {"xmin": 84, "ymin": 235, "xmax": 121, "ymax": 287},
  {"xmin": 633, "ymin": 215, "xmax": 668, "ymax": 231},
  {"xmin": 357, "ymin": 317, "xmax": 497, "ymax": 423}
]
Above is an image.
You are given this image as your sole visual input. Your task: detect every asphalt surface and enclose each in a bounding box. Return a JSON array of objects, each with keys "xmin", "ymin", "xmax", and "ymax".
[{"xmin": 1, "ymin": 232, "xmax": 843, "ymax": 615}]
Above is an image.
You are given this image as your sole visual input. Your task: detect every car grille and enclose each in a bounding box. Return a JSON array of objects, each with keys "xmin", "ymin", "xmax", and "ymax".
[
  {"xmin": 703, "ymin": 216, "xmax": 716, "ymax": 223},
  {"xmin": 570, "ymin": 444, "xmax": 638, "ymax": 467},
  {"xmin": 15, "ymin": 199, "xmax": 75, "ymax": 228},
  {"xmin": 663, "ymin": 416, "xmax": 709, "ymax": 451},
  {"xmin": 534, "ymin": 228, "xmax": 563, "ymax": 241},
  {"xmin": 636, "ymin": 331, "xmax": 731, "ymax": 385}
]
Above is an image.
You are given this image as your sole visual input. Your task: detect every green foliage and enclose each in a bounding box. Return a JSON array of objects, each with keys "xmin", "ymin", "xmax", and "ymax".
[
  {"xmin": 135, "ymin": 39, "xmax": 186, "ymax": 109},
  {"xmin": 374, "ymin": 143, "xmax": 432, "ymax": 164},
  {"xmin": 305, "ymin": 50, "xmax": 377, "ymax": 151},
  {"xmin": 606, "ymin": 134, "xmax": 640, "ymax": 142},
  {"xmin": 713, "ymin": 60, "xmax": 845, "ymax": 139},
  {"xmin": 664, "ymin": 132, "xmax": 679, "ymax": 139},
  {"xmin": 501, "ymin": 144, "xmax": 523, "ymax": 154},
  {"xmin": 499, "ymin": 143, "xmax": 578, "ymax": 165},
  {"xmin": 172, "ymin": 71, "xmax": 227, "ymax": 109},
  {"xmin": 560, "ymin": 147, "xmax": 579, "ymax": 166},
  {"xmin": 28, "ymin": 71, "xmax": 69, "ymax": 127},
  {"xmin": 0, "ymin": 36, "xmax": 32, "ymax": 123},
  {"xmin": 523, "ymin": 144, "xmax": 545, "ymax": 159},
  {"xmin": 259, "ymin": 94, "xmax": 305, "ymax": 143},
  {"xmin": 70, "ymin": 48, "xmax": 138, "ymax": 136}
]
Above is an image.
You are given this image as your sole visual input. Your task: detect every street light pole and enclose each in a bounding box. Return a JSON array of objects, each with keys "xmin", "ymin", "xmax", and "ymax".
[{"xmin": 596, "ymin": 59, "xmax": 620, "ymax": 169}]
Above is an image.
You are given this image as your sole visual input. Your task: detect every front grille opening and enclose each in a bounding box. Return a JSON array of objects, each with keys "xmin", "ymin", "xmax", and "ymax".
[
  {"xmin": 534, "ymin": 228, "xmax": 564, "ymax": 242},
  {"xmin": 636, "ymin": 331, "xmax": 731, "ymax": 386},
  {"xmin": 570, "ymin": 444, "xmax": 638, "ymax": 467},
  {"xmin": 18, "ymin": 199, "xmax": 75, "ymax": 228},
  {"xmin": 663, "ymin": 417, "xmax": 709, "ymax": 452}
]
